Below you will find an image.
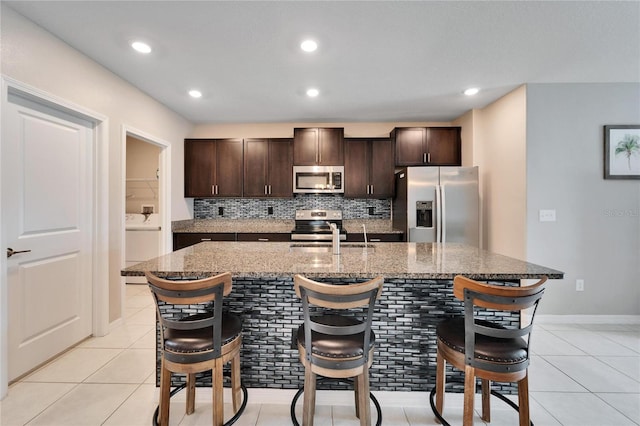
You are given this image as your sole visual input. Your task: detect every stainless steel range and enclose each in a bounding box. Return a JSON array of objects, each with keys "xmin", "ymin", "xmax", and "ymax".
[{"xmin": 291, "ymin": 209, "xmax": 347, "ymax": 241}]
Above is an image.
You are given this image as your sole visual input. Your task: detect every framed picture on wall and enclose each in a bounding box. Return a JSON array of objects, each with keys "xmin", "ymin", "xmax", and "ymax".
[{"xmin": 604, "ymin": 125, "xmax": 640, "ymax": 179}]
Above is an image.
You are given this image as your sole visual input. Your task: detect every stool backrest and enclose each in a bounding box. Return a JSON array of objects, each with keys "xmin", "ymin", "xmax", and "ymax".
[
  {"xmin": 294, "ymin": 274, "xmax": 384, "ymax": 370},
  {"xmin": 453, "ymin": 275, "xmax": 547, "ymax": 373},
  {"xmin": 146, "ymin": 271, "xmax": 232, "ymax": 359}
]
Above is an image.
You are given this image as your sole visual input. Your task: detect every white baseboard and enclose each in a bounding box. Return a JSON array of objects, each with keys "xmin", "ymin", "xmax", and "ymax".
[{"xmin": 536, "ymin": 314, "xmax": 640, "ymax": 324}]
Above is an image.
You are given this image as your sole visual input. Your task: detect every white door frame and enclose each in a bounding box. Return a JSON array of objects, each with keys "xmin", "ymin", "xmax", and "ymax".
[
  {"xmin": 0, "ymin": 77, "xmax": 110, "ymax": 399},
  {"xmin": 120, "ymin": 126, "xmax": 172, "ymax": 296}
]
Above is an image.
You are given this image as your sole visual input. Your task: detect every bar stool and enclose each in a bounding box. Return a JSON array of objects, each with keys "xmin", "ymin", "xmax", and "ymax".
[
  {"xmin": 146, "ymin": 272, "xmax": 247, "ymax": 426},
  {"xmin": 430, "ymin": 275, "xmax": 547, "ymax": 426},
  {"xmin": 290, "ymin": 274, "xmax": 384, "ymax": 426}
]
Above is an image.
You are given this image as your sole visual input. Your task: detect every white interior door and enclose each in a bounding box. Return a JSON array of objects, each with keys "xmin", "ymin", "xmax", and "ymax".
[{"xmin": 3, "ymin": 90, "xmax": 94, "ymax": 381}]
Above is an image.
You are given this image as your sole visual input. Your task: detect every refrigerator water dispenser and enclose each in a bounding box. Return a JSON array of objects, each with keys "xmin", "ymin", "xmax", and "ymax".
[{"xmin": 416, "ymin": 201, "xmax": 433, "ymax": 228}]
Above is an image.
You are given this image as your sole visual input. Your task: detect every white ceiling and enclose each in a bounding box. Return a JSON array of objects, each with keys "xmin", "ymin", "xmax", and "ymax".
[{"xmin": 6, "ymin": 1, "xmax": 639, "ymax": 124}]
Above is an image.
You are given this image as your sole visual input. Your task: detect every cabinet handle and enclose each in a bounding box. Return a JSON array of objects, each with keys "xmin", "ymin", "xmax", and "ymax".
[
  {"xmin": 268, "ymin": 185, "xmax": 272, "ymax": 195},
  {"xmin": 212, "ymin": 185, "xmax": 215, "ymax": 195},
  {"xmin": 370, "ymin": 184, "xmax": 374, "ymax": 194},
  {"xmin": 264, "ymin": 185, "xmax": 268, "ymax": 195},
  {"xmin": 423, "ymin": 152, "xmax": 427, "ymax": 163},
  {"xmin": 370, "ymin": 238, "xmax": 381, "ymax": 242},
  {"xmin": 258, "ymin": 238, "xmax": 269, "ymax": 242},
  {"xmin": 427, "ymin": 153, "xmax": 431, "ymax": 163},
  {"xmin": 201, "ymin": 238, "xmax": 212, "ymax": 241},
  {"xmin": 216, "ymin": 185, "xmax": 219, "ymax": 195}
]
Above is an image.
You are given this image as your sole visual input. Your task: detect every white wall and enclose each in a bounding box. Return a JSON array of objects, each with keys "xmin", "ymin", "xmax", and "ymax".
[
  {"xmin": 189, "ymin": 121, "xmax": 450, "ymax": 139},
  {"xmin": 526, "ymin": 83, "xmax": 640, "ymax": 315},
  {"xmin": 1, "ymin": 6, "xmax": 194, "ymax": 322},
  {"xmin": 474, "ymin": 86, "xmax": 528, "ymax": 259}
]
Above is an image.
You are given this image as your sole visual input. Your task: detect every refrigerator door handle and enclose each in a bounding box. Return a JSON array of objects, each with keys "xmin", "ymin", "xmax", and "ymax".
[
  {"xmin": 441, "ymin": 184, "xmax": 447, "ymax": 243},
  {"xmin": 436, "ymin": 185, "xmax": 442, "ymax": 243}
]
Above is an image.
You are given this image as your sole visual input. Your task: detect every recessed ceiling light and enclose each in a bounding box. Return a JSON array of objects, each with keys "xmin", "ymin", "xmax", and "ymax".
[
  {"xmin": 300, "ymin": 40, "xmax": 318, "ymax": 52},
  {"xmin": 131, "ymin": 41, "xmax": 152, "ymax": 54},
  {"xmin": 306, "ymin": 88, "xmax": 319, "ymax": 97},
  {"xmin": 188, "ymin": 90, "xmax": 202, "ymax": 98},
  {"xmin": 464, "ymin": 88, "xmax": 480, "ymax": 96}
]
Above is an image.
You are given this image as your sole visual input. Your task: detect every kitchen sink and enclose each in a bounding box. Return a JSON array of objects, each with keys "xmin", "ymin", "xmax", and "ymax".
[{"xmin": 289, "ymin": 243, "xmax": 375, "ymax": 254}]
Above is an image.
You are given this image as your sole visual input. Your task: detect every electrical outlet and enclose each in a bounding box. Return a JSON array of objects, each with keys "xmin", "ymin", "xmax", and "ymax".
[
  {"xmin": 539, "ymin": 209, "xmax": 556, "ymax": 222},
  {"xmin": 368, "ymin": 207, "xmax": 375, "ymax": 215},
  {"xmin": 218, "ymin": 207, "xmax": 224, "ymax": 216},
  {"xmin": 268, "ymin": 206, "xmax": 273, "ymax": 215},
  {"xmin": 576, "ymin": 279, "xmax": 584, "ymax": 291}
]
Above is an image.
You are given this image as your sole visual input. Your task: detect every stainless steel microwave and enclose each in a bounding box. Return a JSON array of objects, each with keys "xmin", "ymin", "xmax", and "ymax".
[{"xmin": 293, "ymin": 166, "xmax": 344, "ymax": 194}]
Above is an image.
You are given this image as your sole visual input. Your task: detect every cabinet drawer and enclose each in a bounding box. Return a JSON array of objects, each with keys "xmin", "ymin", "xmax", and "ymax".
[
  {"xmin": 346, "ymin": 233, "xmax": 403, "ymax": 242},
  {"xmin": 236, "ymin": 233, "xmax": 290, "ymax": 242},
  {"xmin": 173, "ymin": 233, "xmax": 236, "ymax": 250}
]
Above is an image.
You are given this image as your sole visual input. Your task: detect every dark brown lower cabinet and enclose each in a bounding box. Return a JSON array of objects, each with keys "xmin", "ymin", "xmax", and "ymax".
[
  {"xmin": 173, "ymin": 233, "xmax": 236, "ymax": 250},
  {"xmin": 345, "ymin": 233, "xmax": 403, "ymax": 242},
  {"xmin": 236, "ymin": 233, "xmax": 290, "ymax": 242}
]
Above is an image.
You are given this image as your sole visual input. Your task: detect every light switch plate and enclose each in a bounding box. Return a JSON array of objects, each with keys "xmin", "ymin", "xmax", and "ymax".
[{"xmin": 539, "ymin": 209, "xmax": 556, "ymax": 222}]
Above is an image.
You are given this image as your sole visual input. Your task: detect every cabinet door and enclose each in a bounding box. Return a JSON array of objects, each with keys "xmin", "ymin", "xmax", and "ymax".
[
  {"xmin": 394, "ymin": 128, "xmax": 427, "ymax": 166},
  {"xmin": 244, "ymin": 139, "xmax": 269, "ymax": 197},
  {"xmin": 215, "ymin": 139, "xmax": 243, "ymax": 197},
  {"xmin": 344, "ymin": 139, "xmax": 369, "ymax": 198},
  {"xmin": 369, "ymin": 138, "xmax": 395, "ymax": 198},
  {"xmin": 268, "ymin": 138, "xmax": 293, "ymax": 197},
  {"xmin": 293, "ymin": 128, "xmax": 319, "ymax": 165},
  {"xmin": 427, "ymin": 127, "xmax": 461, "ymax": 166},
  {"xmin": 185, "ymin": 139, "xmax": 216, "ymax": 197},
  {"xmin": 318, "ymin": 128, "xmax": 344, "ymax": 165}
]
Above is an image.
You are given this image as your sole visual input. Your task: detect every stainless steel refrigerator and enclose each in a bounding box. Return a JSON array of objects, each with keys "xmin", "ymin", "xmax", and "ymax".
[{"xmin": 392, "ymin": 166, "xmax": 479, "ymax": 246}]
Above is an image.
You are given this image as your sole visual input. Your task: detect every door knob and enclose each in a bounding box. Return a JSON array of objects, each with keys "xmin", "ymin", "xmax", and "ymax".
[{"xmin": 7, "ymin": 248, "xmax": 31, "ymax": 258}]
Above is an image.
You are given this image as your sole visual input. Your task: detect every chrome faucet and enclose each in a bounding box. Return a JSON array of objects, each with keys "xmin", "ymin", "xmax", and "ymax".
[{"xmin": 327, "ymin": 222, "xmax": 340, "ymax": 255}]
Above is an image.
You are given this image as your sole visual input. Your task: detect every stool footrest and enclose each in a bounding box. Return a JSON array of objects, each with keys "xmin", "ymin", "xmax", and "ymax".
[
  {"xmin": 152, "ymin": 372, "xmax": 248, "ymax": 426},
  {"xmin": 290, "ymin": 377, "xmax": 382, "ymax": 426},
  {"xmin": 429, "ymin": 385, "xmax": 533, "ymax": 426}
]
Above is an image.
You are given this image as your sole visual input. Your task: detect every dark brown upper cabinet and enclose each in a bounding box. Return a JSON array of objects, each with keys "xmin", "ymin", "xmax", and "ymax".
[
  {"xmin": 184, "ymin": 138, "xmax": 243, "ymax": 197},
  {"xmin": 293, "ymin": 127, "xmax": 344, "ymax": 165},
  {"xmin": 392, "ymin": 127, "xmax": 461, "ymax": 166},
  {"xmin": 243, "ymin": 138, "xmax": 293, "ymax": 198},
  {"xmin": 344, "ymin": 138, "xmax": 395, "ymax": 198}
]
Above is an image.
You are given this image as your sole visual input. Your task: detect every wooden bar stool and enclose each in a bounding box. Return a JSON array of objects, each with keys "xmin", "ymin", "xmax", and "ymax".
[
  {"xmin": 146, "ymin": 272, "xmax": 247, "ymax": 426},
  {"xmin": 291, "ymin": 274, "xmax": 384, "ymax": 426},
  {"xmin": 430, "ymin": 275, "xmax": 547, "ymax": 426}
]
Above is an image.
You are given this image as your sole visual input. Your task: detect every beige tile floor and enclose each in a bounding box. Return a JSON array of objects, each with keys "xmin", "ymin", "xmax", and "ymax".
[{"xmin": 1, "ymin": 284, "xmax": 638, "ymax": 425}]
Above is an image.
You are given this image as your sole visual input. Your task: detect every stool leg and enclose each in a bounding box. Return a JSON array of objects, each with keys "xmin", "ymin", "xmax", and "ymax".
[
  {"xmin": 354, "ymin": 374, "xmax": 360, "ymax": 418},
  {"xmin": 186, "ymin": 373, "xmax": 196, "ymax": 415},
  {"xmin": 481, "ymin": 379, "xmax": 490, "ymax": 422},
  {"xmin": 303, "ymin": 367, "xmax": 316, "ymax": 426},
  {"xmin": 518, "ymin": 375, "xmax": 530, "ymax": 426},
  {"xmin": 213, "ymin": 358, "xmax": 224, "ymax": 426},
  {"xmin": 435, "ymin": 349, "xmax": 445, "ymax": 423},
  {"xmin": 159, "ymin": 360, "xmax": 171, "ymax": 426},
  {"xmin": 231, "ymin": 351, "xmax": 242, "ymax": 412},
  {"xmin": 357, "ymin": 370, "xmax": 371, "ymax": 426},
  {"xmin": 463, "ymin": 365, "xmax": 475, "ymax": 426}
]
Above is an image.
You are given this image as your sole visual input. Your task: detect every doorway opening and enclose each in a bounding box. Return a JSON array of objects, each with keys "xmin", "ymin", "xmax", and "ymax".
[{"xmin": 122, "ymin": 129, "xmax": 171, "ymax": 286}]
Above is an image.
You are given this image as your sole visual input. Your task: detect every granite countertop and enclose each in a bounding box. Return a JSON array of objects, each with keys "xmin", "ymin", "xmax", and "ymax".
[
  {"xmin": 171, "ymin": 219, "xmax": 402, "ymax": 234},
  {"xmin": 122, "ymin": 241, "xmax": 563, "ymax": 280}
]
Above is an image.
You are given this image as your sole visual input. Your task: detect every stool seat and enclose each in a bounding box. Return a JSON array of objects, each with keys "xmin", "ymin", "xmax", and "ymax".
[
  {"xmin": 297, "ymin": 315, "xmax": 375, "ymax": 359},
  {"xmin": 164, "ymin": 313, "xmax": 242, "ymax": 353},
  {"xmin": 437, "ymin": 317, "xmax": 528, "ymax": 364}
]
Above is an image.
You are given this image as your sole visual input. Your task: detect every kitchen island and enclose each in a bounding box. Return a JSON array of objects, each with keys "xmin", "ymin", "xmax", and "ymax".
[{"xmin": 122, "ymin": 241, "xmax": 562, "ymax": 392}]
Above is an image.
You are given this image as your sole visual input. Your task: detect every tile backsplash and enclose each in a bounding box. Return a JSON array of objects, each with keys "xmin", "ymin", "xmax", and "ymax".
[{"xmin": 194, "ymin": 194, "xmax": 391, "ymax": 219}]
